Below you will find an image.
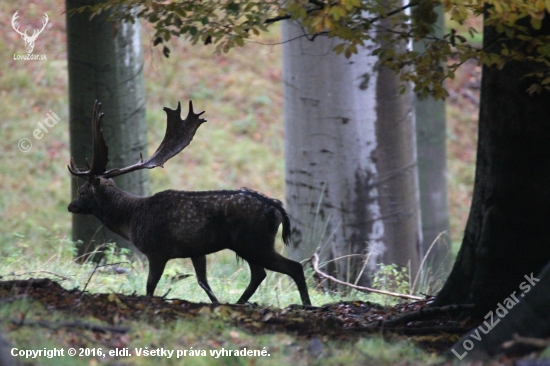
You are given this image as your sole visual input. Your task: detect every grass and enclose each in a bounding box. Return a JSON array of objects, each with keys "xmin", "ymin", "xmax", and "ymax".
[
  {"xmin": 0, "ymin": 0, "xmax": 481, "ymax": 364},
  {"xmin": 2, "ymin": 298, "xmax": 442, "ymax": 366}
]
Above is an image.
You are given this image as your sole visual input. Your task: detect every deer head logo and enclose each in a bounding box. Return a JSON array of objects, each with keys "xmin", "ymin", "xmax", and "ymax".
[{"xmin": 11, "ymin": 11, "xmax": 48, "ymax": 54}]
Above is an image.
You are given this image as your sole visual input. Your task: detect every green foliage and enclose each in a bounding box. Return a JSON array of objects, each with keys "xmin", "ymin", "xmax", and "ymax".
[
  {"xmin": 371, "ymin": 263, "xmax": 410, "ymax": 295},
  {"xmin": 72, "ymin": 0, "xmax": 550, "ymax": 99}
]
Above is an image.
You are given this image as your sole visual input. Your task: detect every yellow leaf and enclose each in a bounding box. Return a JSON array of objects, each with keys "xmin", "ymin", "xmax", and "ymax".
[
  {"xmin": 531, "ymin": 17, "xmax": 542, "ymax": 30},
  {"xmin": 235, "ymin": 36, "xmax": 244, "ymax": 47},
  {"xmin": 315, "ymin": 20, "xmax": 325, "ymax": 33},
  {"xmin": 324, "ymin": 16, "xmax": 333, "ymax": 30},
  {"xmin": 333, "ymin": 43, "xmax": 346, "ymax": 54},
  {"xmin": 526, "ymin": 83, "xmax": 542, "ymax": 95}
]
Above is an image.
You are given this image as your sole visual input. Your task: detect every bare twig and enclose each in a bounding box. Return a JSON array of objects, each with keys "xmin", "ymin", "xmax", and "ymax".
[
  {"xmin": 264, "ymin": 1, "xmax": 419, "ymax": 27},
  {"xmin": 502, "ymin": 334, "xmax": 550, "ymax": 350},
  {"xmin": 310, "ymin": 252, "xmax": 423, "ymax": 300},
  {"xmin": 82, "ymin": 261, "xmax": 131, "ymax": 294},
  {"xmin": 411, "ymin": 230, "xmax": 448, "ymax": 291}
]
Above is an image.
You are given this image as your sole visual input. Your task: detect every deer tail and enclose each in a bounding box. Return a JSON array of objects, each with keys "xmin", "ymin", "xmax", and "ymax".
[
  {"xmin": 240, "ymin": 188, "xmax": 292, "ymax": 246},
  {"xmin": 281, "ymin": 208, "xmax": 291, "ymax": 246},
  {"xmin": 265, "ymin": 197, "xmax": 291, "ymax": 246}
]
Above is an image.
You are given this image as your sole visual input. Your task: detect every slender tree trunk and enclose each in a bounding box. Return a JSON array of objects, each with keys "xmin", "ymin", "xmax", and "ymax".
[
  {"xmin": 433, "ymin": 14, "xmax": 550, "ymax": 318},
  {"xmin": 413, "ymin": 6, "xmax": 451, "ymax": 278},
  {"xmin": 66, "ymin": 0, "xmax": 148, "ymax": 259},
  {"xmin": 282, "ymin": 16, "xmax": 422, "ymax": 284},
  {"xmin": 0, "ymin": 332, "xmax": 14, "ymax": 366}
]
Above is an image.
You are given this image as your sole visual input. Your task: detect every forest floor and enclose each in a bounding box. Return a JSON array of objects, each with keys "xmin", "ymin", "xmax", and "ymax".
[{"xmin": 3, "ymin": 278, "xmax": 547, "ymax": 365}]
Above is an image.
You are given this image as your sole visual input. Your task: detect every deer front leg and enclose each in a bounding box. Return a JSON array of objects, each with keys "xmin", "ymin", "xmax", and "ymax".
[
  {"xmin": 146, "ymin": 256, "xmax": 168, "ymax": 296},
  {"xmin": 191, "ymin": 256, "xmax": 219, "ymax": 303},
  {"xmin": 236, "ymin": 264, "xmax": 266, "ymax": 304}
]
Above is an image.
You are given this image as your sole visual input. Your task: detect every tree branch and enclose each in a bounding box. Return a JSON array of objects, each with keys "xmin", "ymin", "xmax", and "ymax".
[
  {"xmin": 264, "ymin": 1, "xmax": 419, "ymax": 27},
  {"xmin": 310, "ymin": 252, "xmax": 423, "ymax": 300}
]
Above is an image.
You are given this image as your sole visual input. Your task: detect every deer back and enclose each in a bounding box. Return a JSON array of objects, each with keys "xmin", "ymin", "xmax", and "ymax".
[{"xmin": 129, "ymin": 188, "xmax": 288, "ymax": 258}]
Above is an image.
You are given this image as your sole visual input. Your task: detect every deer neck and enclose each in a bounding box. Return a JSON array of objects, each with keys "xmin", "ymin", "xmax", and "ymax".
[{"xmin": 95, "ymin": 185, "xmax": 142, "ymax": 241}]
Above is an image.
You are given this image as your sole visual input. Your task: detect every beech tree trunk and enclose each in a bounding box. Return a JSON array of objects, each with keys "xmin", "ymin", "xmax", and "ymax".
[
  {"xmin": 282, "ymin": 18, "xmax": 422, "ymax": 284},
  {"xmin": 413, "ymin": 6, "xmax": 451, "ymax": 276},
  {"xmin": 0, "ymin": 332, "xmax": 14, "ymax": 366},
  {"xmin": 66, "ymin": 0, "xmax": 148, "ymax": 259},
  {"xmin": 433, "ymin": 15, "xmax": 550, "ymax": 318}
]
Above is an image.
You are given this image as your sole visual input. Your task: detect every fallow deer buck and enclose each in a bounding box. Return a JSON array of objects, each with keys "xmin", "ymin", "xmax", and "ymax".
[{"xmin": 68, "ymin": 100, "xmax": 311, "ymax": 305}]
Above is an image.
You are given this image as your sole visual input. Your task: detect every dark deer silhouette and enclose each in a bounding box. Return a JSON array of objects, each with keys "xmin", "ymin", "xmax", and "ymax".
[{"xmin": 68, "ymin": 100, "xmax": 311, "ymax": 305}]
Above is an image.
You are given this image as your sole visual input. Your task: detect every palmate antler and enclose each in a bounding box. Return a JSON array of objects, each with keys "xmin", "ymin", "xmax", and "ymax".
[{"xmin": 68, "ymin": 101, "xmax": 206, "ymax": 180}]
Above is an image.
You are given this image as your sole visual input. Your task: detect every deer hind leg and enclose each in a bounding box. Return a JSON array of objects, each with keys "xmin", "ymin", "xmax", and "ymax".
[
  {"xmin": 236, "ymin": 264, "xmax": 267, "ymax": 304},
  {"xmin": 243, "ymin": 250, "xmax": 311, "ymax": 306},
  {"xmin": 146, "ymin": 256, "xmax": 168, "ymax": 296},
  {"xmin": 191, "ymin": 256, "xmax": 219, "ymax": 303}
]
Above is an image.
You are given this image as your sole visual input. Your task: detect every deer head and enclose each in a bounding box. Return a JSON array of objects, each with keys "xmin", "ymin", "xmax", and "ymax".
[
  {"xmin": 11, "ymin": 11, "xmax": 48, "ymax": 54},
  {"xmin": 68, "ymin": 100, "xmax": 206, "ymax": 213}
]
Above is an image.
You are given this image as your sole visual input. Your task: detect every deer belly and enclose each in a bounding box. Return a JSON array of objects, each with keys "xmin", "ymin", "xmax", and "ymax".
[{"xmin": 139, "ymin": 218, "xmax": 229, "ymax": 258}]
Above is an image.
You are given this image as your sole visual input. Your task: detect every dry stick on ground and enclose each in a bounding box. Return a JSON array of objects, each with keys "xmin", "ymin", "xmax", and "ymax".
[
  {"xmin": 310, "ymin": 252, "xmax": 423, "ymax": 301},
  {"xmin": 502, "ymin": 334, "xmax": 550, "ymax": 350}
]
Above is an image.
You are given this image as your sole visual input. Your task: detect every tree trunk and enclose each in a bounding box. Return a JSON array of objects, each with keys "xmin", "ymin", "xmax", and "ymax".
[
  {"xmin": 413, "ymin": 6, "xmax": 451, "ymax": 278},
  {"xmin": 282, "ymin": 17, "xmax": 422, "ymax": 285},
  {"xmin": 0, "ymin": 332, "xmax": 14, "ymax": 366},
  {"xmin": 453, "ymin": 260, "xmax": 550, "ymax": 361},
  {"xmin": 66, "ymin": 0, "xmax": 148, "ymax": 259},
  {"xmin": 433, "ymin": 15, "xmax": 550, "ymax": 318}
]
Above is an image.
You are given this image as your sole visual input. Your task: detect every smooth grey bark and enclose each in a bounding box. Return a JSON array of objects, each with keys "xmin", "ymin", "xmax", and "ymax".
[
  {"xmin": 413, "ymin": 6, "xmax": 452, "ymax": 278},
  {"xmin": 66, "ymin": 0, "xmax": 148, "ymax": 259},
  {"xmin": 282, "ymin": 18, "xmax": 422, "ymax": 284},
  {"xmin": 0, "ymin": 333, "xmax": 14, "ymax": 366}
]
